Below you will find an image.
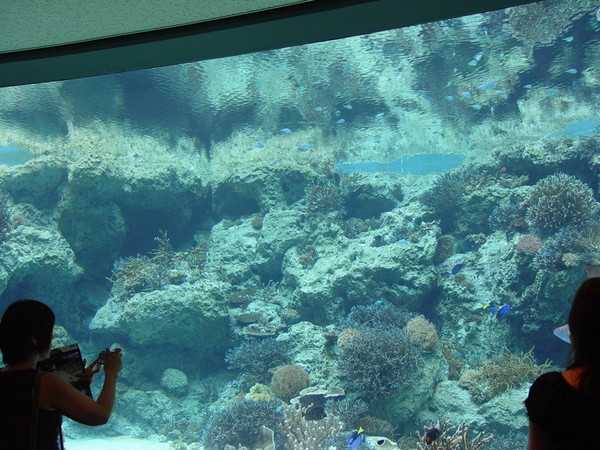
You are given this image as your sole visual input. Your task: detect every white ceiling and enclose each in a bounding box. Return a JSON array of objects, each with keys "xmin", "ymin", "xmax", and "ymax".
[{"xmin": 0, "ymin": 0, "xmax": 312, "ymax": 54}]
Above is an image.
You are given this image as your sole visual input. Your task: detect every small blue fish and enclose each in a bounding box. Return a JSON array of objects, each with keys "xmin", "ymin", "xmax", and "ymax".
[
  {"xmin": 314, "ymin": 106, "xmax": 324, "ymax": 111},
  {"xmin": 495, "ymin": 304, "xmax": 511, "ymax": 320},
  {"xmin": 280, "ymin": 128, "xmax": 292, "ymax": 134},
  {"xmin": 347, "ymin": 427, "xmax": 364, "ymax": 450},
  {"xmin": 468, "ymin": 60, "xmax": 478, "ymax": 66},
  {"xmin": 397, "ymin": 239, "xmax": 408, "ymax": 245},
  {"xmin": 460, "ymin": 91, "xmax": 472, "ymax": 98},
  {"xmin": 478, "ymin": 80, "xmax": 498, "ymax": 90},
  {"xmin": 451, "ymin": 263, "xmax": 465, "ymax": 275},
  {"xmin": 336, "ymin": 119, "xmax": 346, "ymax": 124},
  {"xmin": 256, "ymin": 143, "xmax": 265, "ymax": 148},
  {"xmin": 499, "ymin": 94, "xmax": 508, "ymax": 99},
  {"xmin": 565, "ymin": 68, "xmax": 578, "ymax": 74},
  {"xmin": 563, "ymin": 36, "xmax": 574, "ymax": 42},
  {"xmin": 546, "ymin": 88, "xmax": 558, "ymax": 95},
  {"xmin": 343, "ymin": 104, "xmax": 353, "ymax": 109},
  {"xmin": 298, "ymin": 143, "xmax": 314, "ymax": 149},
  {"xmin": 375, "ymin": 112, "xmax": 385, "ymax": 118},
  {"xmin": 246, "ymin": 147, "xmax": 253, "ymax": 151},
  {"xmin": 474, "ymin": 51, "xmax": 484, "ymax": 61},
  {"xmin": 445, "ymin": 95, "xmax": 454, "ymax": 101},
  {"xmin": 470, "ymin": 104, "xmax": 482, "ymax": 110},
  {"xmin": 524, "ymin": 84, "xmax": 533, "ymax": 89}
]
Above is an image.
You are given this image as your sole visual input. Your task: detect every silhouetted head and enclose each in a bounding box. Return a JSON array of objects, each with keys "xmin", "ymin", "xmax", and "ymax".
[
  {"xmin": 0, "ymin": 299, "xmax": 55, "ymax": 366},
  {"xmin": 568, "ymin": 278, "xmax": 600, "ymax": 393}
]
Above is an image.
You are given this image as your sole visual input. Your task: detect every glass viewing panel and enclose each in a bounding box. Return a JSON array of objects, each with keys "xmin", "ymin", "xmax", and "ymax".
[{"xmin": 0, "ymin": 1, "xmax": 598, "ymax": 448}]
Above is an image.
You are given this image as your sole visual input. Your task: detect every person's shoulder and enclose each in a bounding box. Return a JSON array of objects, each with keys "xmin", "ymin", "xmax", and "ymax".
[
  {"xmin": 40, "ymin": 372, "xmax": 70, "ymax": 391},
  {"xmin": 529, "ymin": 371, "xmax": 562, "ymax": 394}
]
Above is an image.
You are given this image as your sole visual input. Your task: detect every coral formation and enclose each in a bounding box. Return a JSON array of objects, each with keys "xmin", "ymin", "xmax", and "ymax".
[
  {"xmin": 414, "ymin": 419, "xmax": 493, "ymax": 450},
  {"xmin": 270, "ymin": 365, "xmax": 310, "ymax": 402},
  {"xmin": 226, "ymin": 339, "xmax": 291, "ymax": 384},
  {"xmin": 278, "ymin": 404, "xmax": 343, "ymax": 450},
  {"xmin": 421, "ymin": 171, "xmax": 467, "ymax": 218},
  {"xmin": 405, "ymin": 316, "xmax": 439, "ymax": 351},
  {"xmin": 336, "ymin": 325, "xmax": 422, "ymax": 400},
  {"xmin": 433, "ymin": 235, "xmax": 455, "ymax": 264},
  {"xmin": 0, "ymin": 192, "xmax": 10, "ymax": 238},
  {"xmin": 525, "ymin": 173, "xmax": 597, "ymax": 234},
  {"xmin": 515, "ymin": 234, "xmax": 543, "ymax": 256},
  {"xmin": 160, "ymin": 368, "xmax": 189, "ymax": 396},
  {"xmin": 461, "ymin": 348, "xmax": 553, "ymax": 403},
  {"xmin": 304, "ymin": 179, "xmax": 345, "ymax": 217},
  {"xmin": 202, "ymin": 399, "xmax": 283, "ymax": 449}
]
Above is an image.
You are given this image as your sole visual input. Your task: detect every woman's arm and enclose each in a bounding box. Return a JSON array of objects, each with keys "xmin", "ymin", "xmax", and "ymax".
[
  {"xmin": 40, "ymin": 348, "xmax": 123, "ymax": 426},
  {"xmin": 41, "ymin": 372, "xmax": 117, "ymax": 425},
  {"xmin": 528, "ymin": 421, "xmax": 553, "ymax": 450}
]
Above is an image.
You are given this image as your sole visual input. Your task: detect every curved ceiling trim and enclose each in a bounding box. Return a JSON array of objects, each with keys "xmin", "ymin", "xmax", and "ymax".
[{"xmin": 0, "ymin": 0, "xmax": 538, "ymax": 88}]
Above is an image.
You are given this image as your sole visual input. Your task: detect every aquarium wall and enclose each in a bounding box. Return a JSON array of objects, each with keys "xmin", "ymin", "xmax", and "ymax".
[{"xmin": 0, "ymin": 0, "xmax": 599, "ymax": 448}]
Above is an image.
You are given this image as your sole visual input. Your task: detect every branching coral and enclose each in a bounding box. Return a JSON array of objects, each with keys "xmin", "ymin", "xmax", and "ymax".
[
  {"xmin": 324, "ymin": 396, "xmax": 368, "ymax": 429},
  {"xmin": 202, "ymin": 398, "xmax": 283, "ymax": 449},
  {"xmin": 570, "ymin": 219, "xmax": 600, "ymax": 265},
  {"xmin": 533, "ymin": 220, "xmax": 600, "ymax": 270},
  {"xmin": 414, "ymin": 419, "xmax": 494, "ymax": 450},
  {"xmin": 516, "ymin": 234, "xmax": 543, "ymax": 256},
  {"xmin": 342, "ymin": 301, "xmax": 412, "ymax": 330},
  {"xmin": 489, "ymin": 201, "xmax": 527, "ymax": 233},
  {"xmin": 421, "ymin": 171, "xmax": 467, "ymax": 217},
  {"xmin": 464, "ymin": 347, "xmax": 553, "ymax": 402},
  {"xmin": 304, "ymin": 179, "xmax": 345, "ymax": 217},
  {"xmin": 226, "ymin": 338, "xmax": 291, "ymax": 385},
  {"xmin": 336, "ymin": 325, "xmax": 422, "ymax": 400},
  {"xmin": 278, "ymin": 404, "xmax": 343, "ymax": 450},
  {"xmin": 109, "ymin": 231, "xmax": 211, "ymax": 298},
  {"xmin": 525, "ymin": 173, "xmax": 598, "ymax": 235},
  {"xmin": 109, "ymin": 255, "xmax": 164, "ymax": 297}
]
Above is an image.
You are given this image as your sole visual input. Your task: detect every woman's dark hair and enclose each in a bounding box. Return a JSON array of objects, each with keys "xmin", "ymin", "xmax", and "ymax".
[
  {"xmin": 567, "ymin": 278, "xmax": 600, "ymax": 395},
  {"xmin": 0, "ymin": 299, "xmax": 55, "ymax": 366}
]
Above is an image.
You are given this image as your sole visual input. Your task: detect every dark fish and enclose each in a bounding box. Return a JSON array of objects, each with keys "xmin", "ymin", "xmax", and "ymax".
[
  {"xmin": 425, "ymin": 427, "xmax": 440, "ymax": 444},
  {"xmin": 302, "ymin": 405, "xmax": 326, "ymax": 421},
  {"xmin": 451, "ymin": 263, "xmax": 465, "ymax": 275},
  {"xmin": 347, "ymin": 427, "xmax": 364, "ymax": 450}
]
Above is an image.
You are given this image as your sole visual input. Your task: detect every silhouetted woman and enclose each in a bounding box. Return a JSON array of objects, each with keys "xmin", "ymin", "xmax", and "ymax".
[
  {"xmin": 0, "ymin": 299, "xmax": 122, "ymax": 449},
  {"xmin": 525, "ymin": 277, "xmax": 600, "ymax": 449}
]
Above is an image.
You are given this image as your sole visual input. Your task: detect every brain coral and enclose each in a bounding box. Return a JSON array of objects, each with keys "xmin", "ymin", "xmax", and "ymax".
[{"xmin": 525, "ymin": 173, "xmax": 597, "ymax": 234}]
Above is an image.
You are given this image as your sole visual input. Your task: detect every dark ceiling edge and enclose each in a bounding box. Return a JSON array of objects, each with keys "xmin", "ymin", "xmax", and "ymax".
[{"xmin": 0, "ymin": 0, "xmax": 540, "ymax": 88}]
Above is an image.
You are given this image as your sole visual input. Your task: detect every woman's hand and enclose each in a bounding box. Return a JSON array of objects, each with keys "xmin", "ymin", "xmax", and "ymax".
[
  {"xmin": 103, "ymin": 348, "xmax": 123, "ymax": 377},
  {"xmin": 77, "ymin": 359, "xmax": 102, "ymax": 384}
]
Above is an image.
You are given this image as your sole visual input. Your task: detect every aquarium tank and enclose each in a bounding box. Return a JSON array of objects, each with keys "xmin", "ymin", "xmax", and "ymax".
[{"xmin": 0, "ymin": 0, "xmax": 599, "ymax": 449}]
